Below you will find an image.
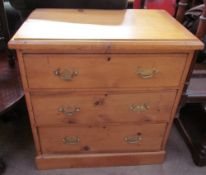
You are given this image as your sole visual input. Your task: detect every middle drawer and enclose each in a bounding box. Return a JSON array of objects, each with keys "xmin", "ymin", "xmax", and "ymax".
[{"xmin": 31, "ymin": 91, "xmax": 176, "ymax": 126}]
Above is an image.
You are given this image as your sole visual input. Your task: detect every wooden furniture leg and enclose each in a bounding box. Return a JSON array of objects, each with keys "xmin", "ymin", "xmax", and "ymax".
[
  {"xmin": 176, "ymin": 103, "xmax": 206, "ymax": 166},
  {"xmin": 176, "ymin": 0, "xmax": 189, "ymax": 22}
]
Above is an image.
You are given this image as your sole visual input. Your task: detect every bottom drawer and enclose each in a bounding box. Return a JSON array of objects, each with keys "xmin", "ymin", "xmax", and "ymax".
[{"xmin": 39, "ymin": 123, "xmax": 166, "ymax": 154}]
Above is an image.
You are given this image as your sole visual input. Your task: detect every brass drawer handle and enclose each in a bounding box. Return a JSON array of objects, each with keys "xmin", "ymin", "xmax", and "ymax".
[
  {"xmin": 130, "ymin": 103, "xmax": 149, "ymax": 112},
  {"xmin": 58, "ymin": 106, "xmax": 80, "ymax": 116},
  {"xmin": 63, "ymin": 136, "xmax": 80, "ymax": 145},
  {"xmin": 124, "ymin": 134, "xmax": 143, "ymax": 144},
  {"xmin": 137, "ymin": 68, "xmax": 158, "ymax": 79},
  {"xmin": 53, "ymin": 68, "xmax": 78, "ymax": 81}
]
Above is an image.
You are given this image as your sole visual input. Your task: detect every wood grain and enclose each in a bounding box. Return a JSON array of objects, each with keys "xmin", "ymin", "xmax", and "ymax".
[
  {"xmin": 38, "ymin": 123, "xmax": 166, "ymax": 154},
  {"xmin": 12, "ymin": 9, "xmax": 197, "ymax": 40},
  {"xmin": 24, "ymin": 54, "xmax": 187, "ymax": 89},
  {"xmin": 36, "ymin": 151, "xmax": 165, "ymax": 169},
  {"xmin": 16, "ymin": 51, "xmax": 42, "ymax": 155},
  {"xmin": 9, "ymin": 40, "xmax": 204, "ymax": 52},
  {"xmin": 31, "ymin": 91, "xmax": 177, "ymax": 126},
  {"xmin": 8, "ymin": 9, "xmax": 204, "ymax": 51}
]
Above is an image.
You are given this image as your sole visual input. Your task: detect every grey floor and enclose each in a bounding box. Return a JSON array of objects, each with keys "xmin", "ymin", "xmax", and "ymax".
[{"xmin": 1, "ymin": 113, "xmax": 206, "ymax": 175}]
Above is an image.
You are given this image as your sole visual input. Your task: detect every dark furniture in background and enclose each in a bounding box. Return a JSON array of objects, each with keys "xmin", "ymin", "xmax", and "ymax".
[
  {"xmin": 133, "ymin": 0, "xmax": 176, "ymax": 15},
  {"xmin": 0, "ymin": 52, "xmax": 23, "ymax": 116},
  {"xmin": 0, "ymin": 0, "xmax": 13, "ymax": 65},
  {"xmin": 175, "ymin": 0, "xmax": 206, "ymax": 166},
  {"xmin": 0, "ymin": 0, "xmax": 21, "ymax": 64},
  {"xmin": 9, "ymin": 0, "xmax": 128, "ymax": 18},
  {"xmin": 0, "ymin": 0, "xmax": 9, "ymax": 48},
  {"xmin": 0, "ymin": 1, "xmax": 22, "ymax": 174},
  {"xmin": 0, "ymin": 0, "xmax": 23, "ymax": 125}
]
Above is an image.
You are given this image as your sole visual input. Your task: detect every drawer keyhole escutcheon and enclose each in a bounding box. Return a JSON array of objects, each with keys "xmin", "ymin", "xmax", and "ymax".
[
  {"xmin": 63, "ymin": 136, "xmax": 80, "ymax": 145},
  {"xmin": 53, "ymin": 68, "xmax": 79, "ymax": 81},
  {"xmin": 137, "ymin": 67, "xmax": 159, "ymax": 79},
  {"xmin": 58, "ymin": 106, "xmax": 80, "ymax": 116},
  {"xmin": 130, "ymin": 103, "xmax": 150, "ymax": 112},
  {"xmin": 124, "ymin": 135, "xmax": 143, "ymax": 144}
]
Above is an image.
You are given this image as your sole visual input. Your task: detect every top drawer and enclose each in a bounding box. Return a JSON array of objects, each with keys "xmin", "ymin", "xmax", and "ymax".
[{"xmin": 23, "ymin": 54, "xmax": 187, "ymax": 89}]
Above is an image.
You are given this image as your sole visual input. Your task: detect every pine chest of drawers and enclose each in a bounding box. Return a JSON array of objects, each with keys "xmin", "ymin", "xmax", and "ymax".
[{"xmin": 9, "ymin": 9, "xmax": 203, "ymax": 169}]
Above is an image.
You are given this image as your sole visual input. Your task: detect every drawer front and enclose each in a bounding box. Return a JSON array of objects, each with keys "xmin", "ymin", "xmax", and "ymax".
[
  {"xmin": 39, "ymin": 123, "xmax": 166, "ymax": 154},
  {"xmin": 31, "ymin": 91, "xmax": 176, "ymax": 126},
  {"xmin": 24, "ymin": 54, "xmax": 187, "ymax": 89}
]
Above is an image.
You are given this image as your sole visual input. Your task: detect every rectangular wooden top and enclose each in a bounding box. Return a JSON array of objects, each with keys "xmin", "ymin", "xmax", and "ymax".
[{"xmin": 9, "ymin": 9, "xmax": 203, "ymax": 51}]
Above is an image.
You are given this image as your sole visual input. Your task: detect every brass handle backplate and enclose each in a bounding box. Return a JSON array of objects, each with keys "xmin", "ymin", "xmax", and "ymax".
[
  {"xmin": 137, "ymin": 67, "xmax": 158, "ymax": 79},
  {"xmin": 63, "ymin": 136, "xmax": 80, "ymax": 145},
  {"xmin": 124, "ymin": 135, "xmax": 143, "ymax": 144},
  {"xmin": 53, "ymin": 68, "xmax": 78, "ymax": 81},
  {"xmin": 130, "ymin": 103, "xmax": 149, "ymax": 112},
  {"xmin": 58, "ymin": 106, "xmax": 80, "ymax": 116}
]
